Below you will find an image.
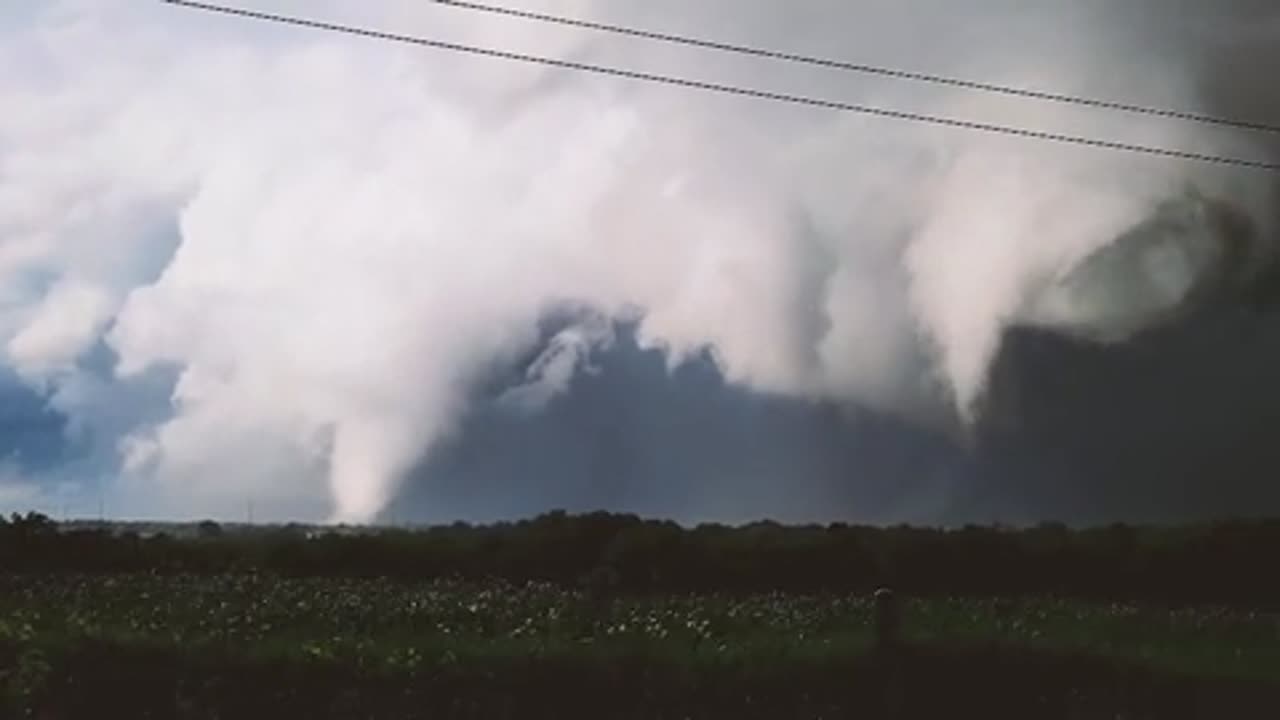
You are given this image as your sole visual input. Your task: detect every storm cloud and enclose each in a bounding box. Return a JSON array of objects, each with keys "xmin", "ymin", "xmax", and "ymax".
[{"xmin": 1, "ymin": 0, "xmax": 1277, "ymax": 524}]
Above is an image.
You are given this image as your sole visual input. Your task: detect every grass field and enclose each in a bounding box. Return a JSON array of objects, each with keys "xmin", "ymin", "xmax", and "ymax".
[{"xmin": 2, "ymin": 573, "xmax": 1278, "ymax": 717}]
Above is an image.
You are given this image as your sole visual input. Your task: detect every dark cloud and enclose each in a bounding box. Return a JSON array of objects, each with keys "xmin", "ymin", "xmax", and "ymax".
[
  {"xmin": 0, "ymin": 370, "xmax": 69, "ymax": 473},
  {"xmin": 390, "ymin": 297, "xmax": 1280, "ymax": 528},
  {"xmin": 971, "ymin": 305, "xmax": 1280, "ymax": 525},
  {"xmin": 386, "ymin": 318, "xmax": 964, "ymax": 526}
]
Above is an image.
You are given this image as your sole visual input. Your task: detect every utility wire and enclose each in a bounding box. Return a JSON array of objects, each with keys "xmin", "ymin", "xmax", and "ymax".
[
  {"xmin": 433, "ymin": 0, "xmax": 1280, "ymax": 136},
  {"xmin": 161, "ymin": 1, "xmax": 1280, "ymax": 173}
]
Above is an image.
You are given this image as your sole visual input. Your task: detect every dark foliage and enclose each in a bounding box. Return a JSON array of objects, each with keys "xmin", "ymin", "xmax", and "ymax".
[
  {"xmin": 4, "ymin": 511, "xmax": 1280, "ymax": 607},
  {"xmin": 2, "ymin": 636, "xmax": 1276, "ymax": 719}
]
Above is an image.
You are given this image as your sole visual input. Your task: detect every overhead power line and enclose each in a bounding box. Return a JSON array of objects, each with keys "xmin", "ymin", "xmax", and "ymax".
[
  {"xmin": 434, "ymin": 0, "xmax": 1280, "ymax": 136},
  {"xmin": 161, "ymin": 1, "xmax": 1280, "ymax": 173}
]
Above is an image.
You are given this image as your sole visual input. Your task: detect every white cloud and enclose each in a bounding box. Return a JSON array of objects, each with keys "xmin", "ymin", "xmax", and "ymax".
[
  {"xmin": 7, "ymin": 280, "xmax": 114, "ymax": 378},
  {"xmin": 0, "ymin": 0, "xmax": 1273, "ymax": 522}
]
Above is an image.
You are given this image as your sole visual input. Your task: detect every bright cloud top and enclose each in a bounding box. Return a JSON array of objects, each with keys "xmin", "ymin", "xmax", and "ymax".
[{"xmin": 0, "ymin": 0, "xmax": 1273, "ymax": 522}]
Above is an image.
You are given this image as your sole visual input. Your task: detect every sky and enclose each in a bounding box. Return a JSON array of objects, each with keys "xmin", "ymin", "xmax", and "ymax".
[{"xmin": 1, "ymin": 0, "xmax": 1278, "ymax": 526}]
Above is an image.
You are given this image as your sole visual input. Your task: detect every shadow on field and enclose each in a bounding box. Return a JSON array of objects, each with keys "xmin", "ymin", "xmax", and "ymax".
[{"xmin": 4, "ymin": 638, "xmax": 1276, "ymax": 719}]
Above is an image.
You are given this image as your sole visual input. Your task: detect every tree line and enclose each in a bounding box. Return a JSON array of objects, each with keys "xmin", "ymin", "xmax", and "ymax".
[{"xmin": 3, "ymin": 510, "xmax": 1279, "ymax": 607}]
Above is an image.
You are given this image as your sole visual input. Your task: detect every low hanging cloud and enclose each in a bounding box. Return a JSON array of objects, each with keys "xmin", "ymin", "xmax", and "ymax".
[{"xmin": 0, "ymin": 0, "xmax": 1276, "ymax": 522}]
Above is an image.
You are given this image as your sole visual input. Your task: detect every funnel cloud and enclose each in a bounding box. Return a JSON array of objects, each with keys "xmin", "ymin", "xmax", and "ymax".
[{"xmin": 0, "ymin": 0, "xmax": 1278, "ymax": 524}]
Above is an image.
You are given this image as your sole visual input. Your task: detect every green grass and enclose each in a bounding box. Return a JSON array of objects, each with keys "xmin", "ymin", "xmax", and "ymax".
[
  {"xmin": 1, "ymin": 574, "xmax": 1275, "ymax": 678},
  {"xmin": 1, "ymin": 574, "xmax": 1278, "ymax": 717}
]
